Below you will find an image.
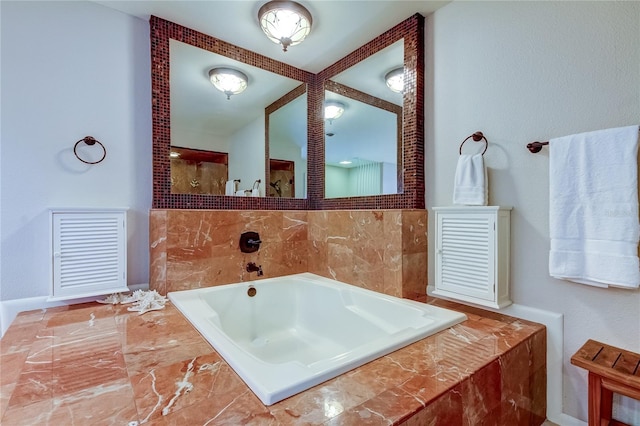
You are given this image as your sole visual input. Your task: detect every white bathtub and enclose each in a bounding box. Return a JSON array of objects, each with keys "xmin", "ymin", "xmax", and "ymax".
[{"xmin": 168, "ymin": 273, "xmax": 467, "ymax": 405}]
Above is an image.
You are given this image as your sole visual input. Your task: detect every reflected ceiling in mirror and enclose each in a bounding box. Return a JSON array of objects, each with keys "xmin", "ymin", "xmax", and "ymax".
[{"xmin": 170, "ymin": 39, "xmax": 302, "ymax": 196}]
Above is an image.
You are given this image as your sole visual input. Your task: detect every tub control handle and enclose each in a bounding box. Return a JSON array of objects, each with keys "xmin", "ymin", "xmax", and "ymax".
[{"xmin": 239, "ymin": 231, "xmax": 261, "ymax": 253}]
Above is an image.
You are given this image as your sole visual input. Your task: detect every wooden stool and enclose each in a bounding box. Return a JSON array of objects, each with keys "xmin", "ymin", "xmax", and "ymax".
[{"xmin": 571, "ymin": 339, "xmax": 640, "ymax": 426}]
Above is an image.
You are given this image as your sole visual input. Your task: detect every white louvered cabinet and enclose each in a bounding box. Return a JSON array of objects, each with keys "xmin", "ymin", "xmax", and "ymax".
[
  {"xmin": 433, "ymin": 206, "xmax": 512, "ymax": 309},
  {"xmin": 49, "ymin": 209, "xmax": 129, "ymax": 301}
]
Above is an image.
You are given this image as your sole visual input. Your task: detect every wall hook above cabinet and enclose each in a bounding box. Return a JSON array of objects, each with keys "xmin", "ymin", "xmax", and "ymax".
[
  {"xmin": 459, "ymin": 131, "xmax": 488, "ymax": 156},
  {"xmin": 74, "ymin": 136, "xmax": 106, "ymax": 164}
]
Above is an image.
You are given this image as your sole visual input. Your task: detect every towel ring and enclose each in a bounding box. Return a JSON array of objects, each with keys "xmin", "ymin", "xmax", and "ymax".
[
  {"xmin": 459, "ymin": 131, "xmax": 488, "ymax": 156},
  {"xmin": 74, "ymin": 136, "xmax": 106, "ymax": 164}
]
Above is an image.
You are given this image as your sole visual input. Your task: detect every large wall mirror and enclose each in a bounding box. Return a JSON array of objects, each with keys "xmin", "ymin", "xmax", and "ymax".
[
  {"xmin": 151, "ymin": 16, "xmax": 312, "ymax": 209},
  {"xmin": 151, "ymin": 14, "xmax": 424, "ymax": 210},
  {"xmin": 315, "ymin": 14, "xmax": 424, "ymax": 209},
  {"xmin": 323, "ymin": 40, "xmax": 403, "ymax": 199},
  {"xmin": 170, "ymin": 40, "xmax": 305, "ymax": 198}
]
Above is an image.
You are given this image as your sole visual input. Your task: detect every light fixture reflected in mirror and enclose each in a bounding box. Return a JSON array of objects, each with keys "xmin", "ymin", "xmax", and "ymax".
[
  {"xmin": 209, "ymin": 67, "xmax": 248, "ymax": 100},
  {"xmin": 324, "ymin": 100, "xmax": 345, "ymax": 123},
  {"xmin": 385, "ymin": 67, "xmax": 404, "ymax": 93},
  {"xmin": 258, "ymin": 1, "xmax": 312, "ymax": 52}
]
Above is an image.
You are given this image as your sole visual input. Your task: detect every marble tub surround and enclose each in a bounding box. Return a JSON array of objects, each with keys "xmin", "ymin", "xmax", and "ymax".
[
  {"xmin": 150, "ymin": 209, "xmax": 427, "ymax": 300},
  {"xmin": 150, "ymin": 209, "xmax": 309, "ymax": 295},
  {"xmin": 0, "ymin": 299, "xmax": 545, "ymax": 425},
  {"xmin": 307, "ymin": 210, "xmax": 428, "ymax": 300}
]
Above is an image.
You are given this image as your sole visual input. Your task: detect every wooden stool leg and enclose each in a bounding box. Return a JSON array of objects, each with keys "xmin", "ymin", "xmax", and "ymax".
[{"xmin": 588, "ymin": 372, "xmax": 613, "ymax": 426}]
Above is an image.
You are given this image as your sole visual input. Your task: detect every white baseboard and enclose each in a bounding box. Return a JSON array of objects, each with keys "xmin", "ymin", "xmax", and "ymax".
[
  {"xmin": 542, "ymin": 400, "xmax": 638, "ymax": 425},
  {"xmin": 0, "ymin": 283, "xmax": 149, "ymax": 337},
  {"xmin": 615, "ymin": 395, "xmax": 640, "ymax": 426},
  {"xmin": 552, "ymin": 413, "xmax": 588, "ymax": 426}
]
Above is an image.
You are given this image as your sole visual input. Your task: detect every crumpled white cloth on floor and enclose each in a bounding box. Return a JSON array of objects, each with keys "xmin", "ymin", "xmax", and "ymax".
[{"xmin": 97, "ymin": 289, "xmax": 168, "ymax": 314}]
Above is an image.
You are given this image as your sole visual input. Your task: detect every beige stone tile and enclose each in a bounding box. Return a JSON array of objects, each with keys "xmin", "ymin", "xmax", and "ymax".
[
  {"xmin": 402, "ymin": 210, "xmax": 428, "ymax": 255},
  {"xmin": 282, "ymin": 211, "xmax": 308, "ymax": 242}
]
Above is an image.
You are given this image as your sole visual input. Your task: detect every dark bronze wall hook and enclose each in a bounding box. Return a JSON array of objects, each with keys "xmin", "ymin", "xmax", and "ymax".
[
  {"xmin": 74, "ymin": 136, "xmax": 106, "ymax": 164},
  {"xmin": 526, "ymin": 141, "xmax": 549, "ymax": 153},
  {"xmin": 459, "ymin": 131, "xmax": 488, "ymax": 155}
]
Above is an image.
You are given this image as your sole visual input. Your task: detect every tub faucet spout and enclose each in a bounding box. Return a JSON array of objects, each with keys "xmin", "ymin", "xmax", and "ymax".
[{"xmin": 246, "ymin": 262, "xmax": 263, "ymax": 276}]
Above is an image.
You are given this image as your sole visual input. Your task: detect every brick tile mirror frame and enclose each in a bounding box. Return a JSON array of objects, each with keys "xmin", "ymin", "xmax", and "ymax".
[{"xmin": 150, "ymin": 14, "xmax": 424, "ymax": 210}]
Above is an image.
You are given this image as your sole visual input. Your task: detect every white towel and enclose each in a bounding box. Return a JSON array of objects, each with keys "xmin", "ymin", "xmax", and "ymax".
[
  {"xmin": 549, "ymin": 125, "xmax": 640, "ymax": 289},
  {"xmin": 453, "ymin": 154, "xmax": 487, "ymax": 205},
  {"xmin": 225, "ymin": 180, "xmax": 236, "ymax": 196}
]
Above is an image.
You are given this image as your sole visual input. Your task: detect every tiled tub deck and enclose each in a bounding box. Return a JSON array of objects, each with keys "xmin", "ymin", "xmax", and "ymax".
[{"xmin": 0, "ymin": 299, "xmax": 545, "ymax": 425}]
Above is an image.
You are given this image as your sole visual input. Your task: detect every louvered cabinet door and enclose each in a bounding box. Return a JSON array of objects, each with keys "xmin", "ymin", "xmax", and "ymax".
[
  {"xmin": 50, "ymin": 209, "xmax": 128, "ymax": 300},
  {"xmin": 433, "ymin": 206, "xmax": 512, "ymax": 309}
]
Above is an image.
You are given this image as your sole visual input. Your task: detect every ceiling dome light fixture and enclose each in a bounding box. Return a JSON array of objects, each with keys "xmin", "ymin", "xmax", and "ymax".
[
  {"xmin": 324, "ymin": 101, "xmax": 345, "ymax": 122},
  {"xmin": 385, "ymin": 67, "xmax": 404, "ymax": 93},
  {"xmin": 258, "ymin": 1, "xmax": 312, "ymax": 52},
  {"xmin": 209, "ymin": 68, "xmax": 248, "ymax": 100}
]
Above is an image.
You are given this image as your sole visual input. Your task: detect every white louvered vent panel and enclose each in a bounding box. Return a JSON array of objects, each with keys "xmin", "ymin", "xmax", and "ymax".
[
  {"xmin": 434, "ymin": 206, "xmax": 511, "ymax": 309},
  {"xmin": 438, "ymin": 215, "xmax": 495, "ymax": 301},
  {"xmin": 51, "ymin": 210, "xmax": 128, "ymax": 300}
]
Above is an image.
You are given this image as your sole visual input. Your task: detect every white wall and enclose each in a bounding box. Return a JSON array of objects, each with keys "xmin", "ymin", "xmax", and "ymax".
[
  {"xmin": 229, "ymin": 115, "xmax": 265, "ymax": 194},
  {"xmin": 325, "ymin": 165, "xmax": 350, "ymax": 198},
  {"xmin": 171, "ymin": 124, "xmax": 231, "ymax": 154},
  {"xmin": 1, "ymin": 1, "xmax": 151, "ymax": 302},
  {"xmin": 382, "ymin": 161, "xmax": 397, "ymax": 195},
  {"xmin": 427, "ymin": 1, "xmax": 640, "ymax": 423}
]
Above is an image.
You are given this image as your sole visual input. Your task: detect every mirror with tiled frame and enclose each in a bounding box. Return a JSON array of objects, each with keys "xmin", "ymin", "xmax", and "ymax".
[{"xmin": 150, "ymin": 14, "xmax": 424, "ymax": 210}]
